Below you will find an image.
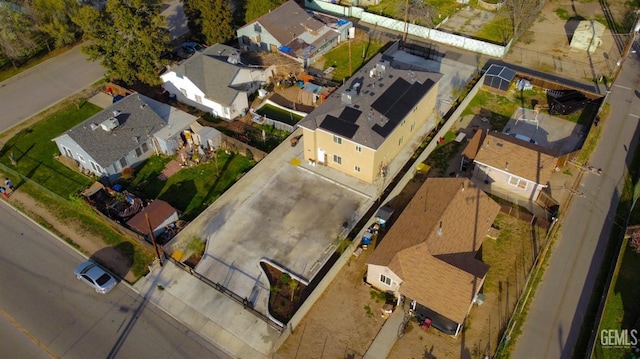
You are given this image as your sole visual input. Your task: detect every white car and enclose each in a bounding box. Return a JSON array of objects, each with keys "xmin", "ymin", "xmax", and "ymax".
[{"xmin": 74, "ymin": 260, "xmax": 118, "ymax": 294}]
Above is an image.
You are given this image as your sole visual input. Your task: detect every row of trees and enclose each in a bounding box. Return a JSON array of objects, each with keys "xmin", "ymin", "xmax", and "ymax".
[{"xmin": 0, "ymin": 0, "xmax": 287, "ymax": 85}]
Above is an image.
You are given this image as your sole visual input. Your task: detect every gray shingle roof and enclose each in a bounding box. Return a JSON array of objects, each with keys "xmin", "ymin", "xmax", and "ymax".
[
  {"xmin": 58, "ymin": 94, "xmax": 176, "ymax": 167},
  {"xmin": 238, "ymin": 0, "xmax": 324, "ymax": 46},
  {"xmin": 298, "ymin": 52, "xmax": 442, "ymax": 149},
  {"xmin": 170, "ymin": 44, "xmax": 243, "ymax": 105}
]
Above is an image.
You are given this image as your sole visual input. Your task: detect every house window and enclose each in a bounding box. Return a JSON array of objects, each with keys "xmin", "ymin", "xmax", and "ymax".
[
  {"xmin": 179, "ymin": 88, "xmax": 187, "ymax": 97},
  {"xmin": 119, "ymin": 157, "xmax": 127, "ymax": 169},
  {"xmin": 141, "ymin": 142, "xmax": 149, "ymax": 152},
  {"xmin": 135, "ymin": 147, "xmax": 142, "ymax": 157},
  {"xmin": 354, "ymin": 165, "xmax": 361, "ymax": 172},
  {"xmin": 333, "ymin": 154, "xmax": 342, "ymax": 165},
  {"xmin": 333, "ymin": 135, "xmax": 342, "ymax": 145},
  {"xmin": 413, "ymin": 106, "xmax": 418, "ymax": 112},
  {"xmin": 411, "ymin": 122, "xmax": 415, "ymax": 132},
  {"xmin": 379, "ymin": 274, "xmax": 392, "ymax": 287},
  {"xmin": 355, "ymin": 145, "xmax": 362, "ymax": 152},
  {"xmin": 176, "ymin": 73, "xmax": 183, "ymax": 79},
  {"xmin": 90, "ymin": 161, "xmax": 102, "ymax": 173},
  {"xmin": 508, "ymin": 176, "xmax": 528, "ymax": 190},
  {"xmin": 401, "ymin": 120, "xmax": 405, "ymax": 126},
  {"xmin": 398, "ymin": 136, "xmax": 404, "ymax": 146},
  {"xmin": 77, "ymin": 154, "xmax": 85, "ymax": 163},
  {"xmin": 61, "ymin": 146, "xmax": 72, "ymax": 158},
  {"xmin": 195, "ymin": 95, "xmax": 202, "ymax": 104}
]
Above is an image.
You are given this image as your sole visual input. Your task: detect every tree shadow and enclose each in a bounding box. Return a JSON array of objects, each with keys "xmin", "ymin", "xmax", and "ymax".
[{"xmin": 90, "ymin": 241, "xmax": 134, "ymax": 279}]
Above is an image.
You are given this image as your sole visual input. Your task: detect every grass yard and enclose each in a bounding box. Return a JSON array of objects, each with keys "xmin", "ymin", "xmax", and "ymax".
[
  {"xmin": 593, "ymin": 240, "xmax": 640, "ymax": 359},
  {"xmin": 321, "ymin": 37, "xmax": 384, "ymax": 82},
  {"xmin": 366, "ymin": 0, "xmax": 459, "ymax": 25},
  {"xmin": 475, "ymin": 11, "xmax": 513, "ymax": 44},
  {"xmin": 0, "ymin": 102, "xmax": 101, "ymax": 198},
  {"xmin": 130, "ymin": 152, "xmax": 255, "ymax": 220}
]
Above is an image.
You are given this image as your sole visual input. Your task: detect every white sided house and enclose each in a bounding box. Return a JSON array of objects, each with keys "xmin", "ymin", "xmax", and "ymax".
[
  {"xmin": 161, "ymin": 43, "xmax": 276, "ymax": 121},
  {"xmin": 53, "ymin": 94, "xmax": 196, "ymax": 182}
]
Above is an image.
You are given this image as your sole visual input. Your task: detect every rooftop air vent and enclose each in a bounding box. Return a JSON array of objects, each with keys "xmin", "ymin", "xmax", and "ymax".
[
  {"xmin": 341, "ymin": 89, "xmax": 356, "ymax": 105},
  {"xmin": 100, "ymin": 117, "xmax": 119, "ymax": 132},
  {"xmin": 112, "ymin": 110, "xmax": 121, "ymax": 117}
]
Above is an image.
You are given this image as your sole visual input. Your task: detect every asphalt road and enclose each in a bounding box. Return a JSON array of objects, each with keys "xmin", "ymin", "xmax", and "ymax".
[
  {"xmin": 0, "ymin": 200, "xmax": 228, "ymax": 358},
  {"xmin": 512, "ymin": 45, "xmax": 640, "ymax": 357},
  {"xmin": 0, "ymin": 44, "xmax": 104, "ymax": 131}
]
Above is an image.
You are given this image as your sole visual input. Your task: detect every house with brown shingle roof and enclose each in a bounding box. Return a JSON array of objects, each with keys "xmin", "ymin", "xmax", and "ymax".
[
  {"xmin": 366, "ymin": 178, "xmax": 500, "ymax": 336},
  {"xmin": 236, "ymin": 0, "xmax": 352, "ymax": 67},
  {"xmin": 466, "ymin": 131, "xmax": 559, "ymax": 202}
]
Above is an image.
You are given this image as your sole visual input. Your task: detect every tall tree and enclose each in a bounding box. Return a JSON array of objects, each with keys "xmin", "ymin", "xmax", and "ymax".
[
  {"xmin": 26, "ymin": 0, "xmax": 80, "ymax": 48},
  {"xmin": 73, "ymin": 0, "xmax": 170, "ymax": 85},
  {"xmin": 244, "ymin": 0, "xmax": 286, "ymax": 24},
  {"xmin": 185, "ymin": 0, "xmax": 235, "ymax": 45},
  {"xmin": 505, "ymin": 0, "xmax": 544, "ymax": 40},
  {"xmin": 0, "ymin": 6, "xmax": 39, "ymax": 67}
]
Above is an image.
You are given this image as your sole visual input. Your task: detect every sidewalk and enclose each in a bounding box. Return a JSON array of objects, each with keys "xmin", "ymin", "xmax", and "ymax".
[
  {"xmin": 363, "ymin": 308, "xmax": 405, "ymax": 359},
  {"xmin": 133, "ymin": 261, "xmax": 280, "ymax": 358}
]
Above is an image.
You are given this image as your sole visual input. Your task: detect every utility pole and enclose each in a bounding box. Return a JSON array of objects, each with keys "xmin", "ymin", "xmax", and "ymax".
[
  {"xmin": 402, "ymin": 0, "xmax": 409, "ymax": 43},
  {"xmin": 146, "ymin": 213, "xmax": 163, "ymax": 266},
  {"xmin": 611, "ymin": 15, "xmax": 640, "ymax": 84}
]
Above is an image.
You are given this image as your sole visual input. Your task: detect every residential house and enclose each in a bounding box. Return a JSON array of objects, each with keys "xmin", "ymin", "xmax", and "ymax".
[
  {"xmin": 126, "ymin": 199, "xmax": 179, "ymax": 239},
  {"xmin": 53, "ymin": 94, "xmax": 196, "ymax": 181},
  {"xmin": 236, "ymin": 0, "xmax": 352, "ymax": 67},
  {"xmin": 297, "ymin": 45, "xmax": 442, "ymax": 183},
  {"xmin": 366, "ymin": 178, "xmax": 500, "ymax": 336},
  {"xmin": 465, "ymin": 130, "xmax": 559, "ymax": 202},
  {"xmin": 161, "ymin": 43, "xmax": 276, "ymax": 121}
]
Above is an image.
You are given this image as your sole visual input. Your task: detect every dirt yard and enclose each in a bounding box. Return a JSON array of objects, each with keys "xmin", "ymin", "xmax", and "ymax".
[{"xmin": 503, "ymin": 0, "xmax": 629, "ymax": 83}]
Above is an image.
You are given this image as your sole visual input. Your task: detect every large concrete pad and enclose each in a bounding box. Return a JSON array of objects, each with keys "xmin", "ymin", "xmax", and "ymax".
[{"xmin": 503, "ymin": 108, "xmax": 585, "ymax": 154}]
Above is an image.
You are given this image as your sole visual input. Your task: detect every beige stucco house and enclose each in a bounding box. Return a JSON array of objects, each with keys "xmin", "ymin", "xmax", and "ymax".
[{"xmin": 297, "ymin": 45, "xmax": 442, "ymax": 183}]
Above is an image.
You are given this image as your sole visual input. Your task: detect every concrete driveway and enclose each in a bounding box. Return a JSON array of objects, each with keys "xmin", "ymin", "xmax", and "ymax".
[{"xmin": 503, "ymin": 108, "xmax": 585, "ymax": 154}]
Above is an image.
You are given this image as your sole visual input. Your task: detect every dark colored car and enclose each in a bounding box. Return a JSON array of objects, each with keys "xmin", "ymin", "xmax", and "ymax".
[{"xmin": 182, "ymin": 42, "xmax": 206, "ymax": 55}]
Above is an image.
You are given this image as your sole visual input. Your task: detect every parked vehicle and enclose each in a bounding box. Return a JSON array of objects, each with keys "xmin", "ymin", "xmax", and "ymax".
[
  {"xmin": 182, "ymin": 42, "xmax": 206, "ymax": 55},
  {"xmin": 74, "ymin": 260, "xmax": 118, "ymax": 294}
]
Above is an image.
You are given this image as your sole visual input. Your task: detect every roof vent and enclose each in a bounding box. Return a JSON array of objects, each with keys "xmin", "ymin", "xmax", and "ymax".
[
  {"xmin": 90, "ymin": 123, "xmax": 99, "ymax": 131},
  {"xmin": 376, "ymin": 61, "xmax": 388, "ymax": 77},
  {"xmin": 341, "ymin": 89, "xmax": 356, "ymax": 105},
  {"xmin": 140, "ymin": 103, "xmax": 147, "ymax": 109},
  {"xmin": 437, "ymin": 221, "xmax": 443, "ymax": 236},
  {"xmin": 112, "ymin": 110, "xmax": 121, "ymax": 117},
  {"xmin": 100, "ymin": 117, "xmax": 119, "ymax": 132},
  {"xmin": 227, "ymin": 51, "xmax": 241, "ymax": 65}
]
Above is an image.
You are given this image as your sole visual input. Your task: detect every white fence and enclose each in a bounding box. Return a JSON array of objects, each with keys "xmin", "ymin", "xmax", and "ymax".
[{"xmin": 307, "ymin": 0, "xmax": 511, "ymax": 58}]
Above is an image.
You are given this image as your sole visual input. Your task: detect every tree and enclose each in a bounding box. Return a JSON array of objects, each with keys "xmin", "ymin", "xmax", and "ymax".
[
  {"xmin": 185, "ymin": 0, "xmax": 235, "ymax": 45},
  {"xmin": 73, "ymin": 0, "xmax": 171, "ymax": 85},
  {"xmin": 26, "ymin": 0, "xmax": 80, "ymax": 49},
  {"xmin": 505, "ymin": 0, "xmax": 544, "ymax": 40},
  {"xmin": 396, "ymin": 0, "xmax": 437, "ymax": 29},
  {"xmin": 244, "ymin": 0, "xmax": 286, "ymax": 24},
  {"xmin": 0, "ymin": 6, "xmax": 39, "ymax": 67},
  {"xmin": 288, "ymin": 277, "xmax": 298, "ymax": 302},
  {"xmin": 631, "ymin": 230, "xmax": 640, "ymax": 254}
]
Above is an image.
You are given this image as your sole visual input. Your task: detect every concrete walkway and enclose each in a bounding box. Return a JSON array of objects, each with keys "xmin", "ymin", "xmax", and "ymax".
[{"xmin": 363, "ymin": 308, "xmax": 405, "ymax": 359}]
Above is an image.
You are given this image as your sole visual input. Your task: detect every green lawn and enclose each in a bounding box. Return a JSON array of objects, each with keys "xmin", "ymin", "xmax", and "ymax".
[
  {"xmin": 593, "ymin": 240, "xmax": 640, "ymax": 359},
  {"xmin": 130, "ymin": 152, "xmax": 255, "ymax": 220},
  {"xmin": 321, "ymin": 38, "xmax": 384, "ymax": 82},
  {"xmin": 0, "ymin": 102, "xmax": 101, "ymax": 198},
  {"xmin": 475, "ymin": 12, "xmax": 513, "ymax": 44}
]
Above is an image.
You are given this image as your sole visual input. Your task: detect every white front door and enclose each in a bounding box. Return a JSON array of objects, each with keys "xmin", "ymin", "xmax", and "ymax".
[{"xmin": 317, "ymin": 148, "xmax": 325, "ymax": 164}]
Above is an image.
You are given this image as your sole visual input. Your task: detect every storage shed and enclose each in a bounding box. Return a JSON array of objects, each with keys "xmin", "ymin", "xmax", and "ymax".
[
  {"xmin": 483, "ymin": 65, "xmax": 516, "ymax": 93},
  {"xmin": 570, "ymin": 20, "xmax": 605, "ymax": 53}
]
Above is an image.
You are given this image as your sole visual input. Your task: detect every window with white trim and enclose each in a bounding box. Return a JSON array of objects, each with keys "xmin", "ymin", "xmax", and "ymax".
[
  {"xmin": 179, "ymin": 88, "xmax": 187, "ymax": 97},
  {"xmin": 398, "ymin": 136, "xmax": 404, "ymax": 146},
  {"xmin": 379, "ymin": 274, "xmax": 392, "ymax": 286},
  {"xmin": 90, "ymin": 161, "xmax": 102, "ymax": 173},
  {"xmin": 61, "ymin": 146, "xmax": 72, "ymax": 158},
  {"xmin": 355, "ymin": 145, "xmax": 362, "ymax": 152},
  {"xmin": 195, "ymin": 94, "xmax": 202, "ymax": 104},
  {"xmin": 354, "ymin": 165, "xmax": 361, "ymax": 172},
  {"xmin": 141, "ymin": 142, "xmax": 149, "ymax": 152},
  {"xmin": 508, "ymin": 176, "xmax": 528, "ymax": 190},
  {"xmin": 135, "ymin": 147, "xmax": 142, "ymax": 157},
  {"xmin": 333, "ymin": 135, "xmax": 342, "ymax": 145},
  {"xmin": 411, "ymin": 122, "xmax": 415, "ymax": 132},
  {"xmin": 333, "ymin": 154, "xmax": 342, "ymax": 165},
  {"xmin": 77, "ymin": 154, "xmax": 85, "ymax": 163},
  {"xmin": 119, "ymin": 157, "xmax": 127, "ymax": 169}
]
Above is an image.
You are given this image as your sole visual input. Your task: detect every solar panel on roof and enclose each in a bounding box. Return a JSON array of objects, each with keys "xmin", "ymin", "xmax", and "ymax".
[
  {"xmin": 320, "ymin": 115, "xmax": 359, "ymax": 139},
  {"xmin": 340, "ymin": 107, "xmax": 362, "ymax": 123}
]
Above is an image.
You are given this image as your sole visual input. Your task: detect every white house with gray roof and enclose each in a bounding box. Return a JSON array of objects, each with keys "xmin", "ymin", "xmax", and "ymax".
[
  {"xmin": 53, "ymin": 94, "xmax": 196, "ymax": 181},
  {"xmin": 161, "ymin": 43, "xmax": 276, "ymax": 121},
  {"xmin": 236, "ymin": 0, "xmax": 351, "ymax": 67}
]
